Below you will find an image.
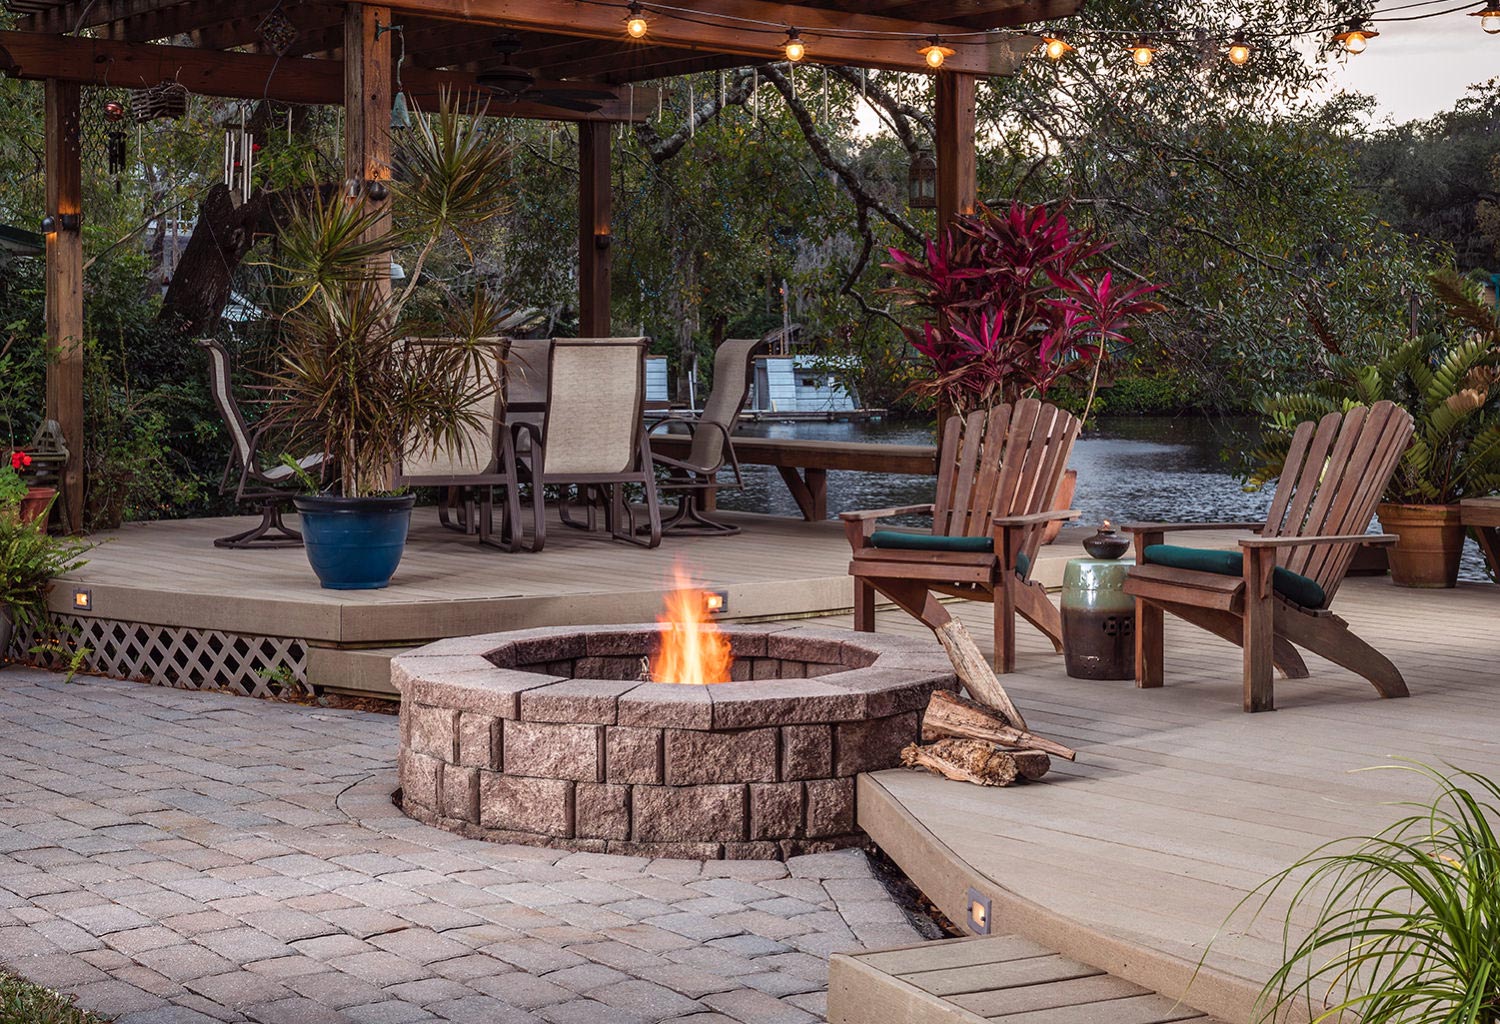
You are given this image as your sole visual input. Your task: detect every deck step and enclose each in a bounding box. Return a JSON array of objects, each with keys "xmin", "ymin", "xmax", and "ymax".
[
  {"xmin": 830, "ymin": 936, "xmax": 1220, "ymax": 1024},
  {"xmin": 306, "ymin": 645, "xmax": 413, "ymax": 697}
]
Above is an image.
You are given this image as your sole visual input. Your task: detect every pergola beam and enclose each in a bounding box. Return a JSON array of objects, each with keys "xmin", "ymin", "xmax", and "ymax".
[
  {"xmin": 43, "ymin": 78, "xmax": 84, "ymax": 534},
  {"xmin": 383, "ymin": 0, "xmax": 1033, "ymax": 75},
  {"xmin": 0, "ymin": 31, "xmax": 652, "ymax": 122}
]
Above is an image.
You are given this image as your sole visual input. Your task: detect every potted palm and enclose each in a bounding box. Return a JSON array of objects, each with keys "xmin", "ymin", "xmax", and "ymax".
[
  {"xmin": 0, "ymin": 497, "xmax": 88, "ymax": 663},
  {"xmin": 262, "ymin": 93, "xmax": 511, "ymax": 590},
  {"xmin": 1254, "ymin": 271, "xmax": 1500, "ymax": 588}
]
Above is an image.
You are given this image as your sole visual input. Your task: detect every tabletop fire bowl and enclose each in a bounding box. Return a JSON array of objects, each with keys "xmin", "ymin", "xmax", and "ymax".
[{"xmin": 392, "ymin": 624, "xmax": 958, "ymax": 859}]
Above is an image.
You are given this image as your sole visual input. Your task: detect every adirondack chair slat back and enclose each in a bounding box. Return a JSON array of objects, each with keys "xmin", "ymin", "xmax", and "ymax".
[
  {"xmin": 931, "ymin": 399, "xmax": 1081, "ymax": 561},
  {"xmin": 1261, "ymin": 400, "xmax": 1414, "ymax": 603}
]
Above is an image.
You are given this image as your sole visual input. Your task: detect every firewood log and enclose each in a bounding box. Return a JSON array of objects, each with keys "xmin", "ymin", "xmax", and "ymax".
[
  {"xmin": 901, "ymin": 739, "xmax": 1020, "ymax": 786},
  {"xmin": 921, "ymin": 689, "xmax": 1078, "ymax": 762},
  {"xmin": 1010, "ymin": 750, "xmax": 1052, "ymax": 781},
  {"xmin": 932, "ymin": 618, "xmax": 1029, "ymax": 731}
]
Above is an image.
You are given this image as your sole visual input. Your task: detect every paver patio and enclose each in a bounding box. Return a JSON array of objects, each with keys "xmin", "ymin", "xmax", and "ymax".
[{"xmin": 0, "ymin": 669, "xmax": 927, "ymax": 1024}]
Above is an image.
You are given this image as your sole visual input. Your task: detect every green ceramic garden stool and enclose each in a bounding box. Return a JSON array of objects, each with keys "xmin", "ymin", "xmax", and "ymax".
[{"xmin": 1060, "ymin": 557, "xmax": 1137, "ymax": 680}]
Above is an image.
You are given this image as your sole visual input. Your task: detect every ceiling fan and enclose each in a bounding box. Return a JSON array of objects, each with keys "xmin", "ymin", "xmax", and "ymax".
[{"xmin": 475, "ymin": 35, "xmax": 618, "ymax": 112}]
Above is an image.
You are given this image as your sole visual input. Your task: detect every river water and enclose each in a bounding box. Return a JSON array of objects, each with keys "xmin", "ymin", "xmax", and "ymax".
[{"xmin": 715, "ymin": 416, "xmax": 1488, "ymax": 582}]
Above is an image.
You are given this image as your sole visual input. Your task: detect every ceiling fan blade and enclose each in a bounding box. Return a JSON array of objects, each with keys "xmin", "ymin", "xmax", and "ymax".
[
  {"xmin": 538, "ymin": 83, "xmax": 620, "ymax": 100},
  {"xmin": 529, "ymin": 94, "xmax": 603, "ymax": 112}
]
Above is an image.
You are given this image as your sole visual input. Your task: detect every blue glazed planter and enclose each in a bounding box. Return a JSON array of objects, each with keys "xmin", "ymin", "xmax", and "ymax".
[{"xmin": 293, "ymin": 495, "xmax": 416, "ymax": 590}]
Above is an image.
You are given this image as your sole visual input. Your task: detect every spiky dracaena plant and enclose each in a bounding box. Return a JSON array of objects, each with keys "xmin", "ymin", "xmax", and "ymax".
[
  {"xmin": 1249, "ymin": 271, "xmax": 1500, "ymax": 503},
  {"xmin": 261, "ymin": 91, "xmax": 513, "ymax": 498},
  {"xmin": 1244, "ymin": 764, "xmax": 1500, "ymax": 1024},
  {"xmin": 883, "ymin": 202, "xmax": 1162, "ymax": 417}
]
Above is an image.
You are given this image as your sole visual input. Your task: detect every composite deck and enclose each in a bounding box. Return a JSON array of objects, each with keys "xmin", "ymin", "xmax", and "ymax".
[{"xmin": 839, "ymin": 581, "xmax": 1500, "ymax": 1024}]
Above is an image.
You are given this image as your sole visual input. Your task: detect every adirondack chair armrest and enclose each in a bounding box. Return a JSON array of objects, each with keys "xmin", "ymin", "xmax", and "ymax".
[
  {"xmin": 1238, "ymin": 533, "xmax": 1398, "ymax": 549},
  {"xmin": 992, "ymin": 510, "xmax": 1081, "ymax": 527},
  {"xmin": 838, "ymin": 505, "xmax": 936, "ymax": 522},
  {"xmin": 1122, "ymin": 521, "xmax": 1266, "ymax": 534}
]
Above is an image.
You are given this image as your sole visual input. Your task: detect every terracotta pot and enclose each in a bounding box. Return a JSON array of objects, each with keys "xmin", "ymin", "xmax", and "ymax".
[
  {"xmin": 1042, "ymin": 469, "xmax": 1079, "ymax": 545},
  {"xmin": 1378, "ymin": 502, "xmax": 1466, "ymax": 589},
  {"xmin": 17, "ymin": 486, "xmax": 55, "ymax": 526}
]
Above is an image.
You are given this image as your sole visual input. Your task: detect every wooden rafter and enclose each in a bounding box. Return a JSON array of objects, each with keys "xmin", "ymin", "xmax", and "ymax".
[{"xmin": 0, "ymin": 31, "xmax": 653, "ymax": 121}]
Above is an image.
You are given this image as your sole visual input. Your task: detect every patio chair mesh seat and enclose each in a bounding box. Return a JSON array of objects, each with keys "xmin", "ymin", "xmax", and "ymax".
[
  {"xmin": 868, "ymin": 530, "xmax": 1032, "ymax": 578},
  {"xmin": 1142, "ymin": 543, "xmax": 1327, "ymax": 609}
]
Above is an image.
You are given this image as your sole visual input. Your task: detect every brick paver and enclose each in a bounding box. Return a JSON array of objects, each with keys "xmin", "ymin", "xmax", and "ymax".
[{"xmin": 0, "ymin": 670, "xmax": 927, "ymax": 1022}]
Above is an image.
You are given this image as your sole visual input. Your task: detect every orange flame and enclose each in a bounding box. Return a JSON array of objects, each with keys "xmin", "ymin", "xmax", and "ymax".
[{"xmin": 651, "ymin": 566, "xmax": 733, "ymax": 685}]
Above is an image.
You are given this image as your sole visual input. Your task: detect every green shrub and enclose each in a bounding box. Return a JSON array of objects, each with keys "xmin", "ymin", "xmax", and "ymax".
[
  {"xmin": 1246, "ymin": 764, "xmax": 1500, "ymax": 1024},
  {"xmin": 0, "ymin": 970, "xmax": 111, "ymax": 1023}
]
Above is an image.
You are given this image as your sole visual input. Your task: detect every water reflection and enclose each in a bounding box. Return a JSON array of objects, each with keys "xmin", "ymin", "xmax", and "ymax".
[{"xmin": 715, "ymin": 416, "xmax": 1488, "ymax": 582}]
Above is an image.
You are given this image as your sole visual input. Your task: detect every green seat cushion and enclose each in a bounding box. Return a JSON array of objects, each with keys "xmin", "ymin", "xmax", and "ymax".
[
  {"xmin": 868, "ymin": 531, "xmax": 1031, "ymax": 579},
  {"xmin": 1143, "ymin": 544, "xmax": 1326, "ymax": 609}
]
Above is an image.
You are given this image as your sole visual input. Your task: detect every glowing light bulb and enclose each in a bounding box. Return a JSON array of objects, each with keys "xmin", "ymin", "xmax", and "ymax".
[
  {"xmin": 625, "ymin": 3, "xmax": 648, "ymax": 39},
  {"xmin": 1226, "ymin": 34, "xmax": 1252, "ymax": 66},
  {"xmin": 784, "ymin": 28, "xmax": 805, "ymax": 62},
  {"xmin": 1042, "ymin": 36, "xmax": 1073, "ymax": 60},
  {"xmin": 920, "ymin": 36, "xmax": 955, "ymax": 68},
  {"xmin": 1333, "ymin": 21, "xmax": 1377, "ymax": 54},
  {"xmin": 1471, "ymin": 6, "xmax": 1500, "ymax": 33},
  {"xmin": 1129, "ymin": 38, "xmax": 1156, "ymax": 66}
]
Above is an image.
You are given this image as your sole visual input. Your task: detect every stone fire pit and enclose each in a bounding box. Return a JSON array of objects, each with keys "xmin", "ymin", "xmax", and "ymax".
[{"xmin": 392, "ymin": 623, "xmax": 957, "ymax": 859}]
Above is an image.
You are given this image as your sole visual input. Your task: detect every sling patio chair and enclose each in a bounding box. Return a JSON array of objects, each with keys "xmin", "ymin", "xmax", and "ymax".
[
  {"xmin": 647, "ymin": 338, "xmax": 764, "ymax": 535},
  {"xmin": 1123, "ymin": 400, "xmax": 1415, "ymax": 713},
  {"xmin": 510, "ymin": 338, "xmax": 662, "ymax": 551},
  {"xmin": 842, "ymin": 399, "xmax": 1082, "ymax": 673},
  {"xmin": 197, "ymin": 338, "xmax": 324, "ymax": 550},
  {"xmin": 393, "ymin": 337, "xmax": 519, "ymax": 551}
]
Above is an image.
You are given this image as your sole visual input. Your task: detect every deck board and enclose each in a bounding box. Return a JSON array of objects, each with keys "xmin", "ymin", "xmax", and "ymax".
[{"xmin": 834, "ymin": 581, "xmax": 1500, "ymax": 1024}]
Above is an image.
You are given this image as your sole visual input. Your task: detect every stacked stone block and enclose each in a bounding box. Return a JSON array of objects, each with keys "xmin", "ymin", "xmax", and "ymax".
[{"xmin": 394, "ymin": 623, "xmax": 957, "ymax": 860}]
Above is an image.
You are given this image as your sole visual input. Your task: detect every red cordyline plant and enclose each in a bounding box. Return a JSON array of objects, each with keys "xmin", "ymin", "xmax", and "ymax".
[{"xmin": 885, "ymin": 202, "xmax": 1164, "ymax": 417}]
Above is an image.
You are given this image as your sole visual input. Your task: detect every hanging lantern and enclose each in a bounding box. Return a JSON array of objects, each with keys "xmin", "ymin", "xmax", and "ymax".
[
  {"xmin": 1226, "ymin": 32, "xmax": 1252, "ymax": 66},
  {"xmin": 1470, "ymin": 5, "xmax": 1500, "ymax": 33},
  {"xmin": 625, "ymin": 1, "xmax": 649, "ymax": 39},
  {"xmin": 1332, "ymin": 20, "xmax": 1378, "ymax": 54},
  {"xmin": 919, "ymin": 35, "xmax": 955, "ymax": 68},
  {"xmin": 784, "ymin": 28, "xmax": 806, "ymax": 63},
  {"xmin": 908, "ymin": 149, "xmax": 938, "ymax": 210},
  {"xmin": 1127, "ymin": 36, "xmax": 1158, "ymax": 66}
]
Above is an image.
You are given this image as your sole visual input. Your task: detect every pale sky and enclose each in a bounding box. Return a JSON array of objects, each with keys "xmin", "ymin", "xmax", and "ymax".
[{"xmin": 1323, "ymin": 0, "xmax": 1499, "ymax": 125}]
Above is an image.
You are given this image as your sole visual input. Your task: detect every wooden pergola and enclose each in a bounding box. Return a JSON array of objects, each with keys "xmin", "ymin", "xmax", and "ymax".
[{"xmin": 0, "ymin": 0, "xmax": 1081, "ymax": 529}]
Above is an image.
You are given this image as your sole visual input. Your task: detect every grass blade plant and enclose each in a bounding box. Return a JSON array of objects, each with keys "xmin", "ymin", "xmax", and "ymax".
[{"xmin": 1247, "ymin": 764, "xmax": 1500, "ymax": 1024}]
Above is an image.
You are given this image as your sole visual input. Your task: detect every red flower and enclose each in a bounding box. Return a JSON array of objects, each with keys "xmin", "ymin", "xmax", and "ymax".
[{"xmin": 9, "ymin": 451, "xmax": 30, "ymax": 471}]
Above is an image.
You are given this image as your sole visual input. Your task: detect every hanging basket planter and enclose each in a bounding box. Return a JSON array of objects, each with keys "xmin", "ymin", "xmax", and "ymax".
[{"xmin": 130, "ymin": 82, "xmax": 189, "ymax": 124}]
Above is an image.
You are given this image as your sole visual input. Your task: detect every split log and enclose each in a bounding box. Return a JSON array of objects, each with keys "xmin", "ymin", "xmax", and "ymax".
[
  {"xmin": 901, "ymin": 739, "xmax": 1020, "ymax": 786},
  {"xmin": 922, "ymin": 689, "xmax": 1078, "ymax": 762},
  {"xmin": 932, "ymin": 617, "xmax": 1029, "ymax": 731}
]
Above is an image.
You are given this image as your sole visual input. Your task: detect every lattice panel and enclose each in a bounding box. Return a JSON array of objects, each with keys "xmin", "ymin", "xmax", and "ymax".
[{"xmin": 6, "ymin": 615, "xmax": 308, "ymax": 698}]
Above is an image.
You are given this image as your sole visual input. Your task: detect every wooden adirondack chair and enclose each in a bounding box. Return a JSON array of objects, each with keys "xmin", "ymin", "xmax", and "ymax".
[
  {"xmin": 842, "ymin": 399, "xmax": 1081, "ymax": 673},
  {"xmin": 1123, "ymin": 400, "xmax": 1415, "ymax": 713}
]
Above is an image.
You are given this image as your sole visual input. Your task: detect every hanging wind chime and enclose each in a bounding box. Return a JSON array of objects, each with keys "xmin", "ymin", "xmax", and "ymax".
[
  {"xmin": 223, "ymin": 104, "xmax": 256, "ymax": 202},
  {"xmin": 103, "ymin": 99, "xmax": 128, "ymax": 193}
]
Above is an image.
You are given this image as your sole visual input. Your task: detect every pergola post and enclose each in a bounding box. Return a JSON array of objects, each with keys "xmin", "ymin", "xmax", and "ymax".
[
  {"xmin": 936, "ymin": 71, "xmax": 978, "ymax": 233},
  {"xmin": 344, "ymin": 2, "xmax": 393, "ymax": 283},
  {"xmin": 44, "ymin": 78, "xmax": 84, "ymax": 533},
  {"xmin": 578, "ymin": 121, "xmax": 612, "ymax": 337}
]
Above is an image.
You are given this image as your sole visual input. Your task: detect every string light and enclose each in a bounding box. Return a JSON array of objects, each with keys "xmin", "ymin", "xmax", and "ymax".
[
  {"xmin": 625, "ymin": 1, "xmax": 648, "ymax": 39},
  {"xmin": 1332, "ymin": 19, "xmax": 1378, "ymax": 53},
  {"xmin": 1470, "ymin": 4, "xmax": 1500, "ymax": 33},
  {"xmin": 1127, "ymin": 35, "xmax": 1158, "ymax": 66},
  {"xmin": 919, "ymin": 35, "xmax": 955, "ymax": 68},
  {"xmin": 1226, "ymin": 32, "xmax": 1252, "ymax": 65},
  {"xmin": 1042, "ymin": 35, "xmax": 1073, "ymax": 60},
  {"xmin": 784, "ymin": 28, "xmax": 805, "ymax": 62}
]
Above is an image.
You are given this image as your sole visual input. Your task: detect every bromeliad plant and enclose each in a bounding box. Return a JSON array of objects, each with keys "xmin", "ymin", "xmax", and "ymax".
[
  {"xmin": 260, "ymin": 90, "xmax": 512, "ymax": 498},
  {"xmin": 1249, "ymin": 271, "xmax": 1500, "ymax": 503},
  {"xmin": 1246, "ymin": 764, "xmax": 1500, "ymax": 1024},
  {"xmin": 884, "ymin": 202, "xmax": 1163, "ymax": 417}
]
